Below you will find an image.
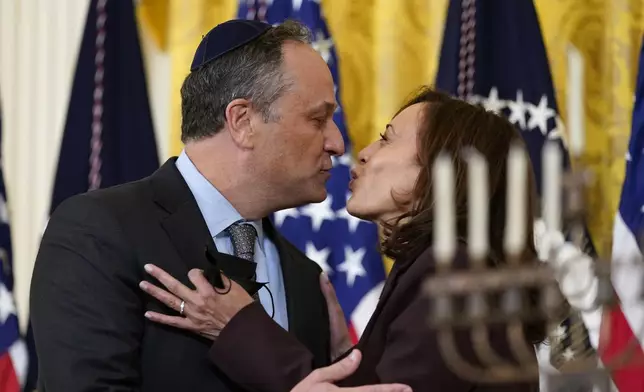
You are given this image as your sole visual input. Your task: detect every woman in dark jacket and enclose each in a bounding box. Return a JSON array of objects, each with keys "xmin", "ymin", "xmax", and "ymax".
[{"xmin": 140, "ymin": 87, "xmax": 544, "ymax": 391}]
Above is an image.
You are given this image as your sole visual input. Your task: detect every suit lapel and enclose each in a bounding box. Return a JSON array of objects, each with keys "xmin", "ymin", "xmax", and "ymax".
[
  {"xmin": 150, "ymin": 158, "xmax": 214, "ymax": 273},
  {"xmin": 159, "ymin": 201, "xmax": 215, "ymax": 272}
]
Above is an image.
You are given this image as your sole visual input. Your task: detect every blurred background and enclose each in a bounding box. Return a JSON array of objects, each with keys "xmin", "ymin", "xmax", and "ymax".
[{"xmin": 0, "ymin": 0, "xmax": 643, "ymax": 390}]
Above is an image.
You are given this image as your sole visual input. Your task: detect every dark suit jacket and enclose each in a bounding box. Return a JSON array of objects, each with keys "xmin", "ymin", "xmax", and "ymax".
[
  {"xmin": 30, "ymin": 158, "xmax": 330, "ymax": 391},
  {"xmin": 209, "ymin": 246, "xmax": 541, "ymax": 392}
]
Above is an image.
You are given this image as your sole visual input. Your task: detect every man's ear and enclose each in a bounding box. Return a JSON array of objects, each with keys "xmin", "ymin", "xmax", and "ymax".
[{"xmin": 225, "ymin": 98, "xmax": 255, "ymax": 149}]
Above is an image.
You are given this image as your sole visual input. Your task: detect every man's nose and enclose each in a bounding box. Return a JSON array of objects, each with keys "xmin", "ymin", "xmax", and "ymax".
[{"xmin": 325, "ymin": 122, "xmax": 345, "ymax": 156}]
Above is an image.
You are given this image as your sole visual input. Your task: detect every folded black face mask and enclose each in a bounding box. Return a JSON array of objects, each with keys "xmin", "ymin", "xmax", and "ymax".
[{"xmin": 202, "ymin": 245, "xmax": 266, "ymax": 297}]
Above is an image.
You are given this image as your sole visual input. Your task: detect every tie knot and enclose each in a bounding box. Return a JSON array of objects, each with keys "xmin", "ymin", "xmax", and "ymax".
[{"xmin": 226, "ymin": 223, "xmax": 257, "ymax": 261}]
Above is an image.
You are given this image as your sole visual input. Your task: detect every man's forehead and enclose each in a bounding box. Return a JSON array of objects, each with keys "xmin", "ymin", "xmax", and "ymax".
[{"xmin": 278, "ymin": 45, "xmax": 336, "ymax": 111}]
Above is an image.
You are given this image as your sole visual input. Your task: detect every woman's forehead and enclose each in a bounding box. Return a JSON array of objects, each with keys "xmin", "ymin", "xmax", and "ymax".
[{"xmin": 390, "ymin": 103, "xmax": 426, "ymax": 137}]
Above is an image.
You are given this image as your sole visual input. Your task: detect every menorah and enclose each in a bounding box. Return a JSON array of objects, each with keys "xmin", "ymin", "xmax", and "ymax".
[{"xmin": 422, "ymin": 139, "xmax": 644, "ymax": 391}]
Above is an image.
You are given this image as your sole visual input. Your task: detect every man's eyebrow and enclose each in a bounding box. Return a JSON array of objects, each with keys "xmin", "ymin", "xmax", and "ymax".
[{"xmin": 307, "ymin": 101, "xmax": 337, "ymax": 115}]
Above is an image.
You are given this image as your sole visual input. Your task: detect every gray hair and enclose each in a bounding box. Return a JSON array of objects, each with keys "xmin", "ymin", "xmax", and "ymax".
[{"xmin": 180, "ymin": 20, "xmax": 312, "ymax": 142}]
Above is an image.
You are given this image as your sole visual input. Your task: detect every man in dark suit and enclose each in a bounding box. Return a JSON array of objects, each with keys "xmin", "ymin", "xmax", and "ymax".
[{"xmin": 30, "ymin": 19, "xmax": 343, "ymax": 391}]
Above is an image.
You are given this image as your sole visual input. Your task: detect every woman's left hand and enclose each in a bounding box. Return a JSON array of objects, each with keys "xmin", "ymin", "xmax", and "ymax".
[{"xmin": 139, "ymin": 264, "xmax": 253, "ymax": 340}]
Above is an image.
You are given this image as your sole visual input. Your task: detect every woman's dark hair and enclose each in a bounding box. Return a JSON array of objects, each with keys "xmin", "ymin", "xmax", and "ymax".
[{"xmin": 380, "ymin": 86, "xmax": 545, "ymax": 342}]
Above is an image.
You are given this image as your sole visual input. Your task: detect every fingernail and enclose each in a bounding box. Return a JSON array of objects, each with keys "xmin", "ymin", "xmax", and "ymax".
[
  {"xmin": 144, "ymin": 312, "xmax": 152, "ymax": 318},
  {"xmin": 139, "ymin": 281, "xmax": 148, "ymax": 290},
  {"xmin": 144, "ymin": 264, "xmax": 152, "ymax": 273},
  {"xmin": 349, "ymin": 349, "xmax": 357, "ymax": 362}
]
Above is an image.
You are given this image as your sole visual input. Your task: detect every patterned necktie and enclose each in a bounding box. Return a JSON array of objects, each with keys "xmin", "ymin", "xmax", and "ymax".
[{"xmin": 226, "ymin": 222, "xmax": 260, "ymax": 301}]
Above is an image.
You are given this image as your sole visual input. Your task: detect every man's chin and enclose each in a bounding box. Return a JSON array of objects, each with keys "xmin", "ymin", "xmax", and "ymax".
[
  {"xmin": 309, "ymin": 190, "xmax": 328, "ymax": 203},
  {"xmin": 294, "ymin": 188, "xmax": 328, "ymax": 205}
]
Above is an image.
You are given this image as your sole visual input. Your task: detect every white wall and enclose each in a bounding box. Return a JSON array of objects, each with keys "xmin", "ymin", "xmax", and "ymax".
[{"xmin": 0, "ymin": 0, "xmax": 171, "ymax": 331}]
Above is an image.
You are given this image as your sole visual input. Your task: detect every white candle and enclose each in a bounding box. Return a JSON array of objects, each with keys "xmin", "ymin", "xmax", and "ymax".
[
  {"xmin": 504, "ymin": 144, "xmax": 527, "ymax": 256},
  {"xmin": 567, "ymin": 44, "xmax": 585, "ymax": 157},
  {"xmin": 466, "ymin": 149, "xmax": 489, "ymax": 260},
  {"xmin": 542, "ymin": 141, "xmax": 562, "ymax": 233},
  {"xmin": 433, "ymin": 154, "xmax": 456, "ymax": 263}
]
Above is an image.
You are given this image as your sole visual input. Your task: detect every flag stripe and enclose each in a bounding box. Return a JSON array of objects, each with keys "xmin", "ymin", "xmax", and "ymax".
[{"xmin": 0, "ymin": 354, "xmax": 20, "ymax": 392}]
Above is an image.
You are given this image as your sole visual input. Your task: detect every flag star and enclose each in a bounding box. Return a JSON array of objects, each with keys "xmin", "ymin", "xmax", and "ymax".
[
  {"xmin": 337, "ymin": 246, "xmax": 366, "ymax": 287},
  {"xmin": 551, "ymin": 324, "xmax": 567, "ymax": 341},
  {"xmin": 527, "ymin": 95, "xmax": 556, "ymax": 135},
  {"xmin": 0, "ymin": 283, "xmax": 17, "ymax": 324},
  {"xmin": 300, "ymin": 196, "xmax": 335, "ymax": 231},
  {"xmin": 626, "ymin": 151, "xmax": 632, "ymax": 162},
  {"xmin": 312, "ymin": 30, "xmax": 333, "ymax": 64},
  {"xmin": 507, "ymin": 90, "xmax": 527, "ymax": 129},
  {"xmin": 482, "ymin": 87, "xmax": 506, "ymax": 114},
  {"xmin": 562, "ymin": 348, "xmax": 575, "ymax": 361},
  {"xmin": 332, "ymin": 151, "xmax": 353, "ymax": 168},
  {"xmin": 292, "ymin": 0, "xmax": 302, "ymax": 11},
  {"xmin": 336, "ymin": 207, "xmax": 364, "ymax": 233},
  {"xmin": 273, "ymin": 207, "xmax": 299, "ymax": 227},
  {"xmin": 305, "ymin": 242, "xmax": 332, "ymax": 275},
  {"xmin": 339, "ymin": 152, "xmax": 353, "ymax": 166}
]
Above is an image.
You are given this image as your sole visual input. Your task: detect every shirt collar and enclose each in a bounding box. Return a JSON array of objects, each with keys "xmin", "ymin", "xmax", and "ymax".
[{"xmin": 175, "ymin": 150, "xmax": 264, "ymax": 248}]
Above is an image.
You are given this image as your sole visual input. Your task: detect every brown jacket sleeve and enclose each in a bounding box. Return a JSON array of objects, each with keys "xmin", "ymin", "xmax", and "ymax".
[
  {"xmin": 207, "ymin": 250, "xmax": 452, "ymax": 392},
  {"xmin": 207, "ymin": 250, "xmax": 470, "ymax": 392},
  {"xmin": 209, "ymin": 248, "xmax": 539, "ymax": 392},
  {"xmin": 209, "ymin": 303, "xmax": 315, "ymax": 392}
]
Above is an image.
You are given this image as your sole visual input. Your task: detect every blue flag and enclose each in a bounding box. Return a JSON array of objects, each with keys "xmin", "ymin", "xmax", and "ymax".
[
  {"xmin": 238, "ymin": 0, "xmax": 386, "ymax": 339},
  {"xmin": 0, "ymin": 95, "xmax": 27, "ymax": 392},
  {"xmin": 435, "ymin": 0, "xmax": 596, "ymax": 370},
  {"xmin": 49, "ymin": 0, "xmax": 159, "ymax": 212},
  {"xmin": 25, "ymin": 1, "xmax": 160, "ymax": 389}
]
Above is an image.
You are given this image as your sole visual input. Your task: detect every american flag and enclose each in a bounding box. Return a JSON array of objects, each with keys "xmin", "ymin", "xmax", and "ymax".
[
  {"xmin": 0, "ymin": 94, "xmax": 27, "ymax": 391},
  {"xmin": 602, "ymin": 36, "xmax": 644, "ymax": 391},
  {"xmin": 435, "ymin": 0, "xmax": 599, "ymax": 386},
  {"xmin": 238, "ymin": 0, "xmax": 386, "ymax": 341}
]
